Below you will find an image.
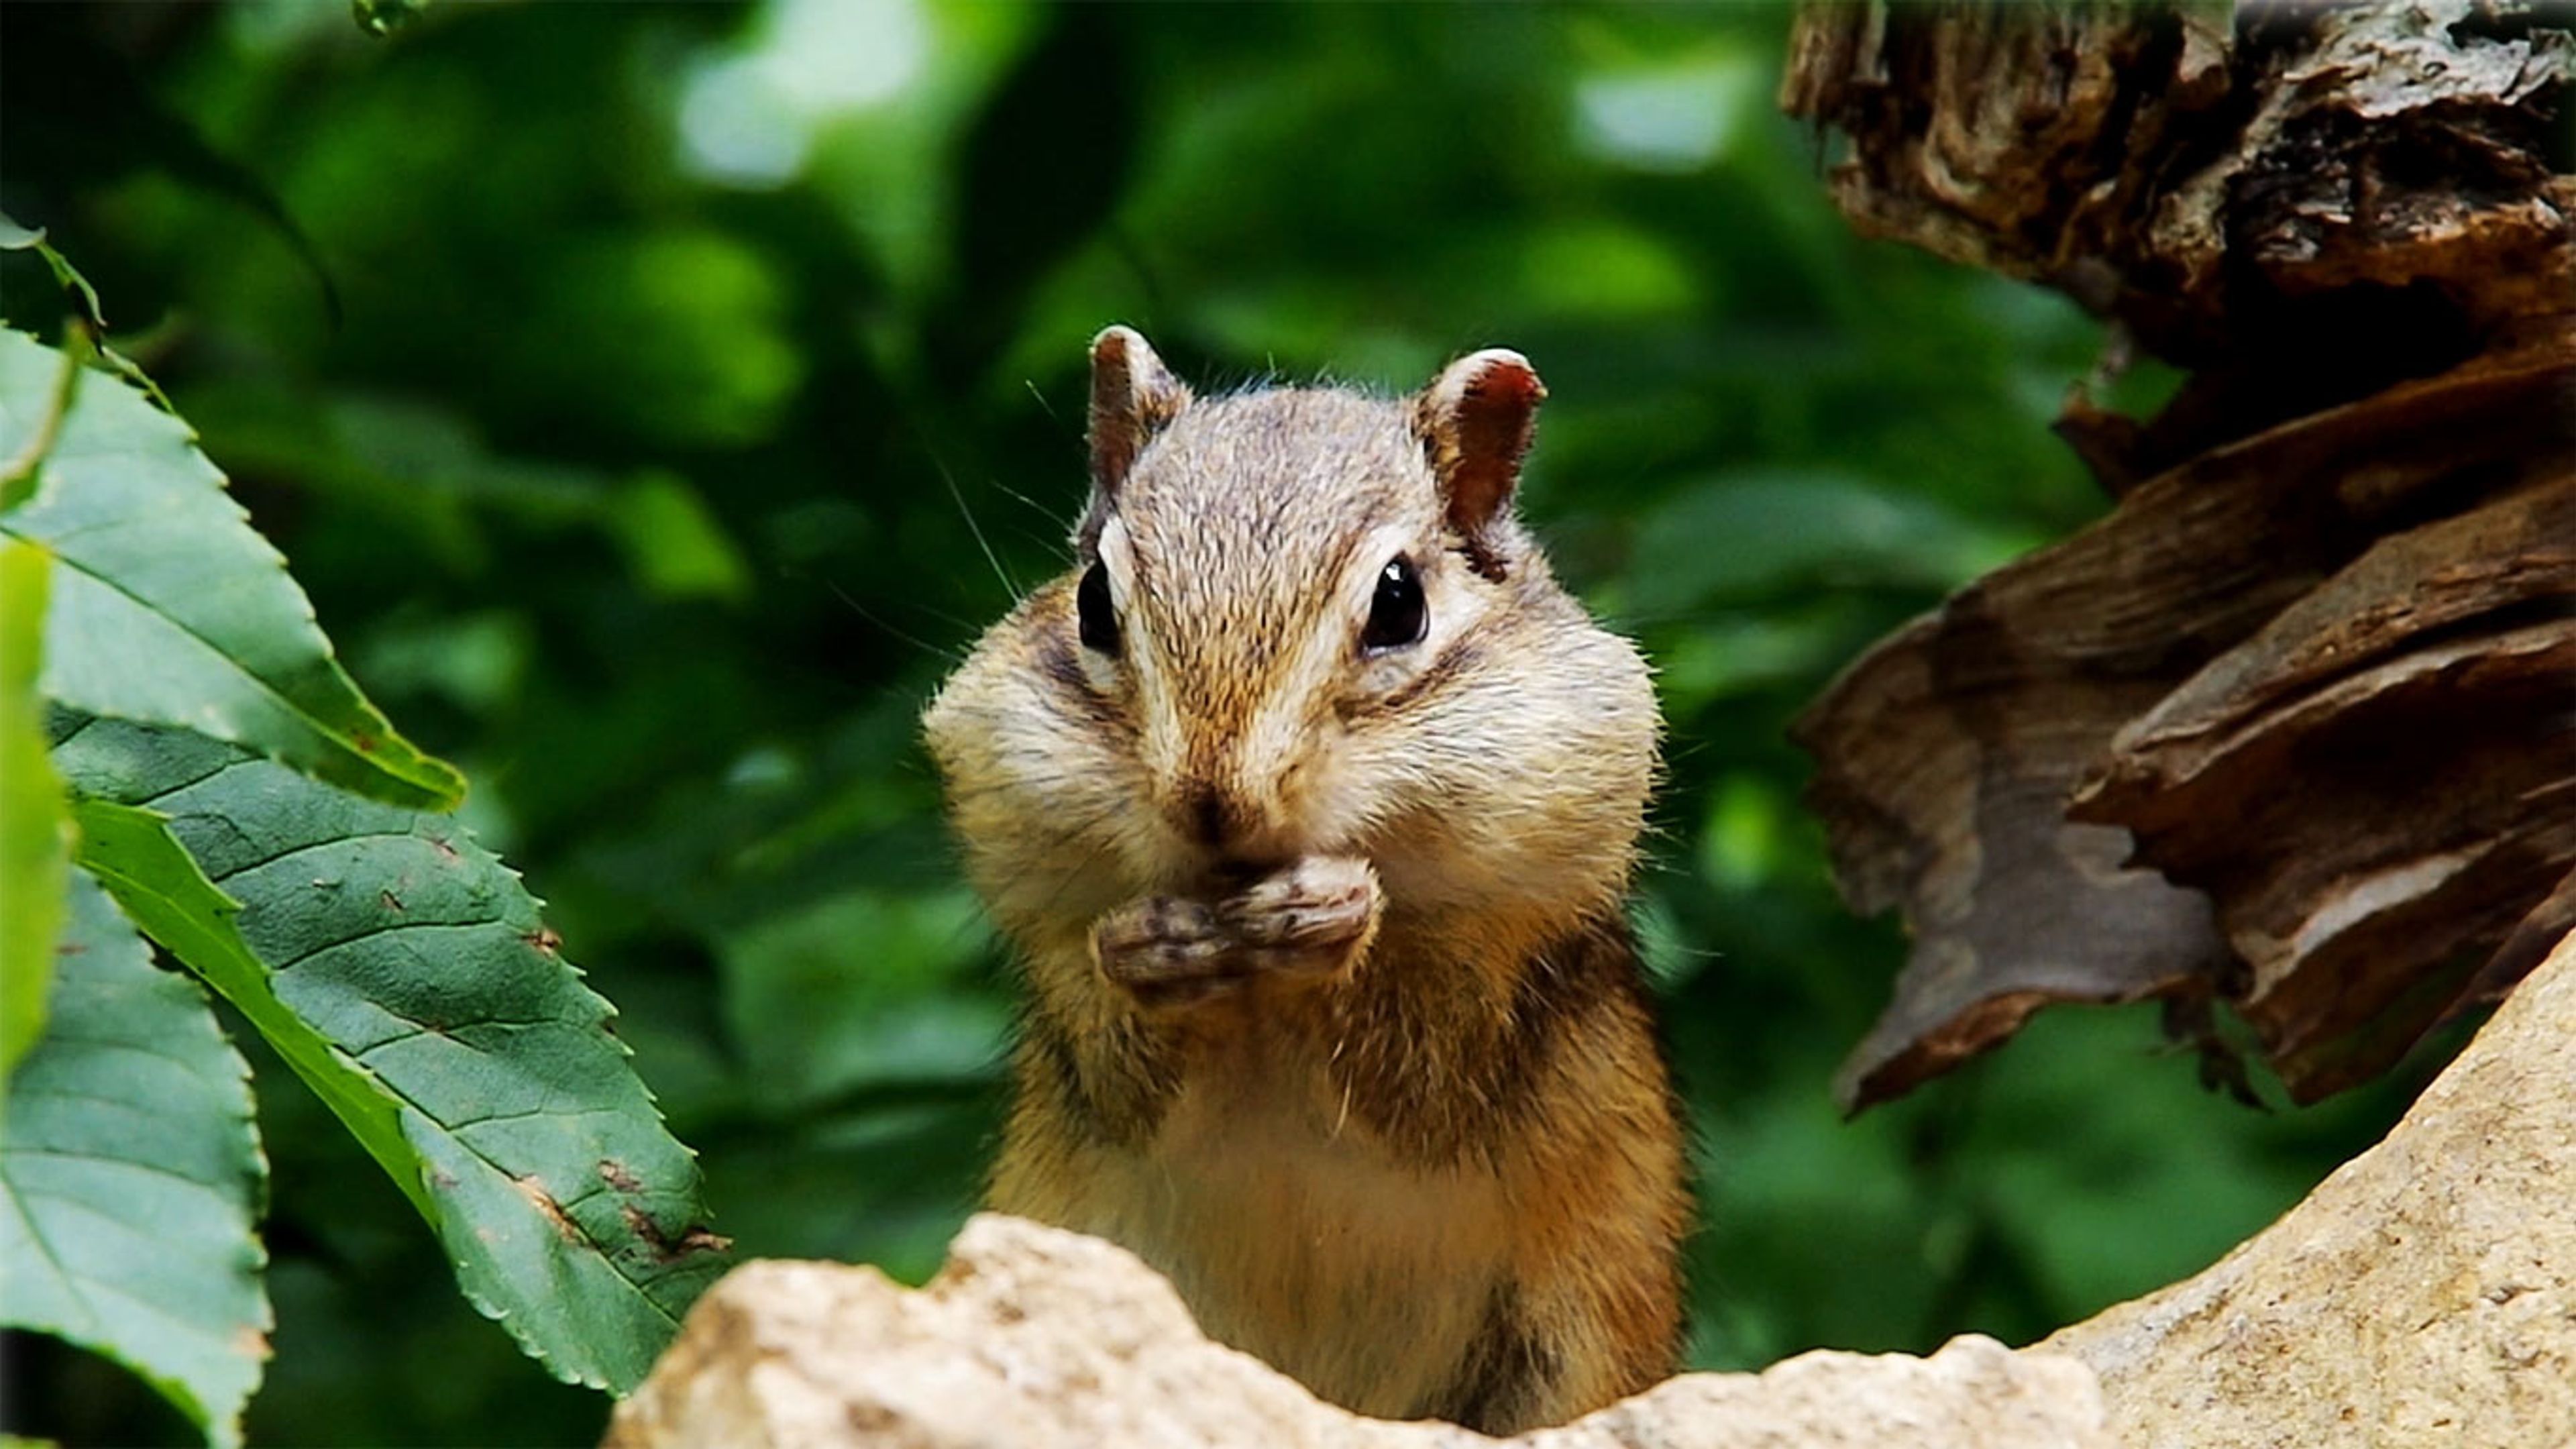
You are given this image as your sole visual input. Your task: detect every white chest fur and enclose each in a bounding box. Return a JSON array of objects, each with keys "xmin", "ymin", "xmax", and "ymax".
[{"xmin": 1065, "ymin": 1033, "xmax": 1512, "ymax": 1418}]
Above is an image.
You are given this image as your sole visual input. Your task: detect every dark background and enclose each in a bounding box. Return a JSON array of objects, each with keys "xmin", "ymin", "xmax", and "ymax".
[{"xmin": 1, "ymin": 3, "xmax": 2436, "ymax": 1443}]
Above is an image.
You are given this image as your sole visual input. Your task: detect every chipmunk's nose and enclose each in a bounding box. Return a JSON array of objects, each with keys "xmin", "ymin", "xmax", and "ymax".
[
  {"xmin": 1179, "ymin": 780, "xmax": 1251, "ymax": 849},
  {"xmin": 1171, "ymin": 778, "xmax": 1288, "ymax": 865}
]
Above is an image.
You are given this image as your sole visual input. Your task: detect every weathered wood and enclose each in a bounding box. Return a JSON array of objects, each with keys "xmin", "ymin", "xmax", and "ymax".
[
  {"xmin": 1782, "ymin": 1, "xmax": 2573, "ymax": 1109},
  {"xmin": 2072, "ymin": 462, "xmax": 2576, "ymax": 1097},
  {"xmin": 1781, "ymin": 0, "xmax": 2573, "ymax": 368}
]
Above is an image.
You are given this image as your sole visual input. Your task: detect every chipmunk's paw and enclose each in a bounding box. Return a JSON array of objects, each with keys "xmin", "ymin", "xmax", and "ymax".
[
  {"xmin": 1091, "ymin": 857, "xmax": 1381, "ymax": 1006},
  {"xmin": 1219, "ymin": 855, "xmax": 1380, "ymax": 978},
  {"xmin": 1091, "ymin": 896, "xmax": 1242, "ymax": 1007}
]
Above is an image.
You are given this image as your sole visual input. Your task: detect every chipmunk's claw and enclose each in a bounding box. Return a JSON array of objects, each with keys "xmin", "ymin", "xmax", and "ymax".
[
  {"xmin": 1093, "ymin": 856, "xmax": 1381, "ymax": 1006},
  {"xmin": 1220, "ymin": 855, "xmax": 1379, "ymax": 956}
]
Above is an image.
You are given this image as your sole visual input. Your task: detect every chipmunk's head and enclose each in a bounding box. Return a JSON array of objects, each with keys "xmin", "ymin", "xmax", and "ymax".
[{"xmin": 925, "ymin": 327, "xmax": 1657, "ymax": 951}]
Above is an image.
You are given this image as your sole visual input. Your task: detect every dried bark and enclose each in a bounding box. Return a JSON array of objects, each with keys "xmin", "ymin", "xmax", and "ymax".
[
  {"xmin": 1782, "ymin": 1, "xmax": 2574, "ymax": 1108},
  {"xmin": 1779, "ymin": 0, "xmax": 2572, "ymax": 372}
]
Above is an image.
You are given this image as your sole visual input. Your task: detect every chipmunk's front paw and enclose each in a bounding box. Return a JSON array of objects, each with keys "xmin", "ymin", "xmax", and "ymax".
[
  {"xmin": 1092, "ymin": 857, "xmax": 1381, "ymax": 1006},
  {"xmin": 1218, "ymin": 855, "xmax": 1380, "ymax": 978},
  {"xmin": 1091, "ymin": 896, "xmax": 1242, "ymax": 1007}
]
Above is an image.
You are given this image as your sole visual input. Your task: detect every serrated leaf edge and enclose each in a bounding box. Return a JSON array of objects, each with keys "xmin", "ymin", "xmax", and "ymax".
[
  {"xmin": 0, "ymin": 327, "xmax": 467, "ymax": 811},
  {"xmin": 5, "ymin": 869, "xmax": 274, "ymax": 1449},
  {"xmin": 65, "ymin": 755, "xmax": 724, "ymax": 1393}
]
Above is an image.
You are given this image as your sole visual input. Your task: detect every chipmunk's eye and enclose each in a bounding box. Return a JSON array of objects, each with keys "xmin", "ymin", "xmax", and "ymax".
[
  {"xmin": 1361, "ymin": 554, "xmax": 1427, "ymax": 653},
  {"xmin": 1076, "ymin": 561, "xmax": 1120, "ymax": 653}
]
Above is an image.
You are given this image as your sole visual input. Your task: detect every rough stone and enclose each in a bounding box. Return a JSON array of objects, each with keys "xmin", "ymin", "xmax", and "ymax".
[
  {"xmin": 2047, "ymin": 929, "xmax": 2576, "ymax": 1448},
  {"xmin": 604, "ymin": 1216, "xmax": 2108, "ymax": 1449},
  {"xmin": 603, "ymin": 939, "xmax": 2571, "ymax": 1448}
]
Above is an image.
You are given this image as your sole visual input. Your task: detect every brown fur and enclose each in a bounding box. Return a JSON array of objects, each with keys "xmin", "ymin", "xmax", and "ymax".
[{"xmin": 922, "ymin": 331, "xmax": 1688, "ymax": 1435}]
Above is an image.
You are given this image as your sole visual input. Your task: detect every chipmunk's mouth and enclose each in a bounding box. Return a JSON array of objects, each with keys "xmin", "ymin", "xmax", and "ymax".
[{"xmin": 1187, "ymin": 848, "xmax": 1358, "ymax": 902}]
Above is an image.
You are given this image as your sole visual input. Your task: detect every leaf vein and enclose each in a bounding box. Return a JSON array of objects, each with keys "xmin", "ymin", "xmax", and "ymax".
[
  {"xmin": 7, "ymin": 1148, "xmax": 245, "ymax": 1197},
  {"xmin": 20, "ymin": 526, "xmax": 441, "ymax": 798},
  {"xmin": 166, "ymin": 819, "xmax": 436, "ymax": 885},
  {"xmin": 268, "ymin": 916, "xmax": 514, "ymax": 975}
]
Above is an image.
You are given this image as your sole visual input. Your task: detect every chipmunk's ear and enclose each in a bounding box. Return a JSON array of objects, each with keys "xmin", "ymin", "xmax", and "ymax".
[
  {"xmin": 1088, "ymin": 325, "xmax": 1191, "ymax": 497},
  {"xmin": 1413, "ymin": 348, "xmax": 1543, "ymax": 581}
]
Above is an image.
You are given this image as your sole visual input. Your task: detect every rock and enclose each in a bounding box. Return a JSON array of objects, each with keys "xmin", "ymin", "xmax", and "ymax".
[
  {"xmin": 604, "ymin": 941, "xmax": 2569, "ymax": 1448},
  {"xmin": 606, "ymin": 933, "xmax": 2571, "ymax": 1445},
  {"xmin": 604, "ymin": 1216, "xmax": 2109, "ymax": 1449},
  {"xmin": 2046, "ymin": 929, "xmax": 2576, "ymax": 1448},
  {"xmin": 602, "ymin": 934, "xmax": 2572, "ymax": 1446},
  {"xmin": 1523, "ymin": 1339, "xmax": 2105, "ymax": 1449}
]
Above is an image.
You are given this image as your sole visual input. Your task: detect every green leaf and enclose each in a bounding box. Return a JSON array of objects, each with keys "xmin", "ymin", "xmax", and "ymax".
[
  {"xmin": 1625, "ymin": 469, "xmax": 2037, "ymax": 612},
  {"xmin": 0, "ymin": 211, "xmax": 105, "ymax": 332},
  {"xmin": 1, "ymin": 539, "xmax": 67, "ymax": 1089},
  {"xmin": 610, "ymin": 470, "xmax": 752, "ymax": 603},
  {"xmin": 1, "ymin": 868, "xmax": 270, "ymax": 1448},
  {"xmin": 716, "ymin": 887, "xmax": 1002, "ymax": 1112},
  {"xmin": 352, "ymin": 0, "xmax": 430, "ymax": 38},
  {"xmin": 68, "ymin": 796, "xmax": 429, "ymax": 1222},
  {"xmin": 0, "ymin": 327, "xmax": 80, "ymax": 513},
  {"xmin": 0, "ymin": 212, "xmax": 172, "ymax": 415},
  {"xmin": 54, "ymin": 714, "xmax": 731, "ymax": 1393},
  {"xmin": 0, "ymin": 329, "xmax": 466, "ymax": 810}
]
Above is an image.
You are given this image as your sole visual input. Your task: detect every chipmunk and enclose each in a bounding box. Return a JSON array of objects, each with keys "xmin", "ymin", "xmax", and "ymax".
[{"xmin": 922, "ymin": 327, "xmax": 1688, "ymax": 1435}]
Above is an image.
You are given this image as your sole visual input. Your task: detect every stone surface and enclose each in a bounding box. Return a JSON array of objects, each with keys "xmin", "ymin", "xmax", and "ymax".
[
  {"xmin": 1523, "ymin": 1339, "xmax": 2104, "ymax": 1449},
  {"xmin": 604, "ymin": 1216, "xmax": 2109, "ymax": 1449},
  {"xmin": 604, "ymin": 933, "xmax": 2573, "ymax": 1447},
  {"xmin": 2047, "ymin": 929, "xmax": 2576, "ymax": 1448}
]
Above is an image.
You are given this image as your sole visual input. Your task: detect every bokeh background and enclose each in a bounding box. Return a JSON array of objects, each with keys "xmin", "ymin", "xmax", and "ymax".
[{"xmin": 1, "ymin": 3, "xmax": 2442, "ymax": 1444}]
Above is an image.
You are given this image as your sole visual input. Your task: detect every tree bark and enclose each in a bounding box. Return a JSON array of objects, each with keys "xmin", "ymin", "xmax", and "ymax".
[{"xmin": 1780, "ymin": 0, "xmax": 2574, "ymax": 1110}]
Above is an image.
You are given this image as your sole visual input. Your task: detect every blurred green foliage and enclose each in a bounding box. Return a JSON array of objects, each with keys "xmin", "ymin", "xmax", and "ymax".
[{"xmin": 1, "ymin": 2, "xmax": 2438, "ymax": 1443}]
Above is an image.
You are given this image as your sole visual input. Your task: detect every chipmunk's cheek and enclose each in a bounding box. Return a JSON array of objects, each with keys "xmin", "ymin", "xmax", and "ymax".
[{"xmin": 1277, "ymin": 735, "xmax": 1372, "ymax": 861}]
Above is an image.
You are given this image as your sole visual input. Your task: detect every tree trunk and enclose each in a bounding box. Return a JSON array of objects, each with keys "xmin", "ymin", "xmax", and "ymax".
[{"xmin": 1779, "ymin": 0, "xmax": 2574, "ymax": 1110}]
